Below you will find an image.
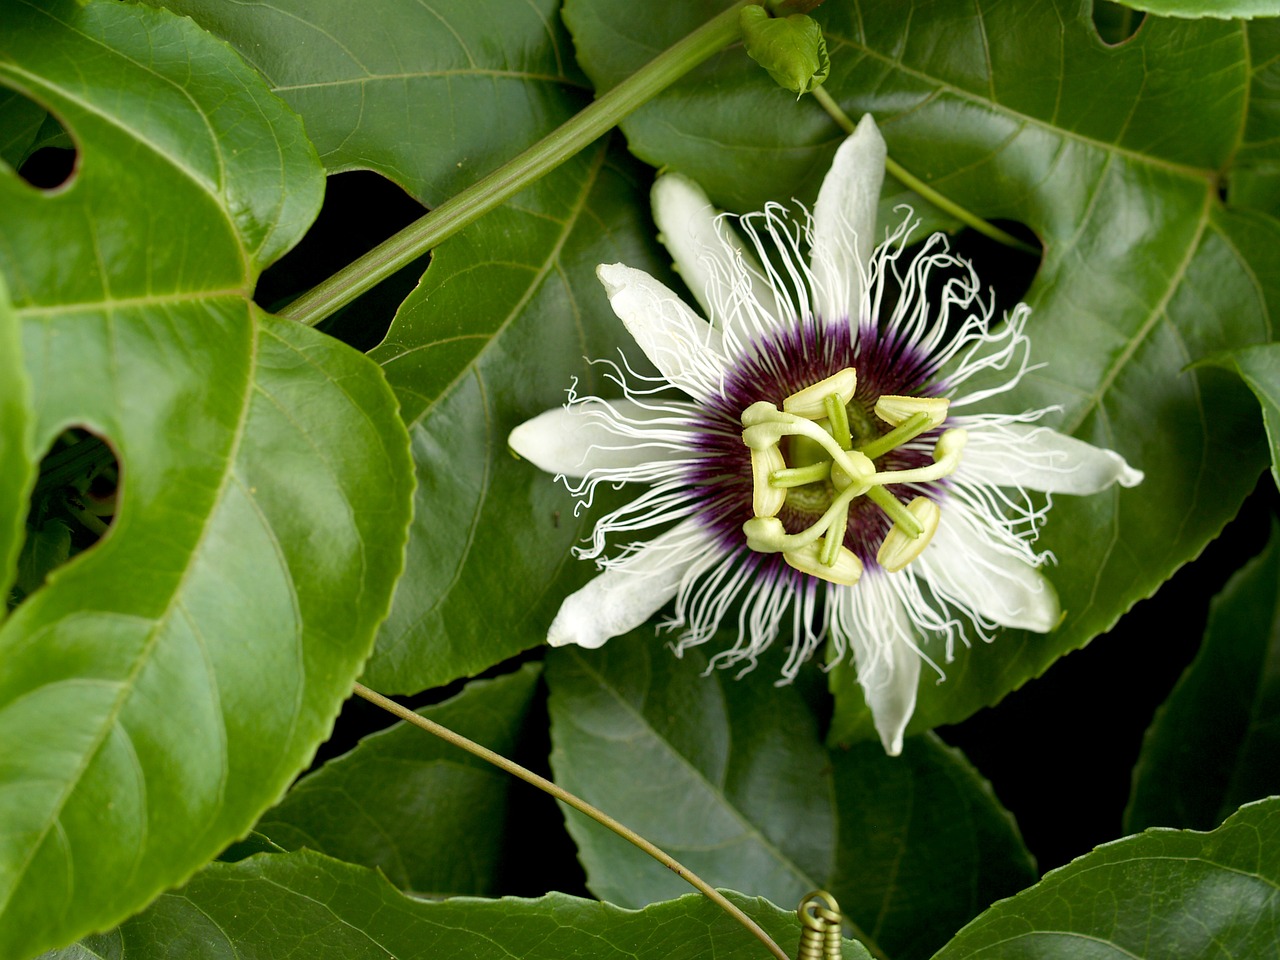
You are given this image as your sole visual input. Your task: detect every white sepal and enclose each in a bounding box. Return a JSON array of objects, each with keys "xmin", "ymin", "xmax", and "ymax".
[
  {"xmin": 508, "ymin": 399, "xmax": 693, "ymax": 478},
  {"xmin": 596, "ymin": 263, "xmax": 728, "ymax": 400},
  {"xmin": 547, "ymin": 520, "xmax": 707, "ymax": 650},
  {"xmin": 651, "ymin": 173, "xmax": 777, "ymax": 331},
  {"xmin": 838, "ymin": 576, "xmax": 922, "ymax": 756},
  {"xmin": 810, "ymin": 113, "xmax": 886, "ymax": 327},
  {"xmin": 960, "ymin": 422, "xmax": 1144, "ymax": 494},
  {"xmin": 915, "ymin": 502, "xmax": 1060, "ymax": 632}
]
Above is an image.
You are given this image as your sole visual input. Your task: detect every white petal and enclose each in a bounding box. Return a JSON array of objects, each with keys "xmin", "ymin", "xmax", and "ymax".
[
  {"xmin": 596, "ymin": 263, "xmax": 728, "ymax": 399},
  {"xmin": 916, "ymin": 503, "xmax": 1060, "ymax": 632},
  {"xmin": 840, "ymin": 578, "xmax": 921, "ymax": 756},
  {"xmin": 547, "ymin": 520, "xmax": 708, "ymax": 650},
  {"xmin": 651, "ymin": 173, "xmax": 777, "ymax": 330},
  {"xmin": 508, "ymin": 399, "xmax": 694, "ymax": 478},
  {"xmin": 961, "ymin": 422, "xmax": 1144, "ymax": 494},
  {"xmin": 810, "ymin": 114, "xmax": 886, "ymax": 327}
]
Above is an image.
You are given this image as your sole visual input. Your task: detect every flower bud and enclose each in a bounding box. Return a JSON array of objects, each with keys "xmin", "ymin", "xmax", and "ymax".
[{"xmin": 739, "ymin": 5, "xmax": 830, "ymax": 96}]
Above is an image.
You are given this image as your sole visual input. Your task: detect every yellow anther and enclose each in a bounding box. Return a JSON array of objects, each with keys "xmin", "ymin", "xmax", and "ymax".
[
  {"xmin": 876, "ymin": 496, "xmax": 941, "ymax": 572},
  {"xmin": 874, "ymin": 395, "xmax": 950, "ymax": 428},
  {"xmin": 783, "ymin": 368, "xmax": 857, "ymax": 420},
  {"xmin": 784, "ymin": 539, "xmax": 864, "ymax": 586},
  {"xmin": 750, "ymin": 444, "xmax": 788, "ymax": 517}
]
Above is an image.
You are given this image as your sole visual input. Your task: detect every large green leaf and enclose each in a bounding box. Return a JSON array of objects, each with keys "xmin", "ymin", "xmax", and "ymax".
[
  {"xmin": 933, "ymin": 797, "xmax": 1280, "ymax": 959},
  {"xmin": 1202, "ymin": 342, "xmax": 1280, "ymax": 488},
  {"xmin": 146, "ymin": 0, "xmax": 589, "ymax": 207},
  {"xmin": 0, "ymin": 273, "xmax": 33, "ymax": 612},
  {"xmin": 1126, "ymin": 523, "xmax": 1280, "ymax": 832},
  {"xmin": 142, "ymin": 0, "xmax": 666, "ymax": 691},
  {"xmin": 41, "ymin": 848, "xmax": 872, "ymax": 960},
  {"xmin": 361, "ymin": 142, "xmax": 667, "ymax": 691},
  {"xmin": 565, "ymin": 0, "xmax": 1276, "ymax": 737},
  {"xmin": 1231, "ymin": 20, "xmax": 1280, "ymax": 215},
  {"xmin": 0, "ymin": 87, "xmax": 45, "ymax": 168},
  {"xmin": 1110, "ymin": 0, "xmax": 1280, "ymax": 18},
  {"xmin": 0, "ymin": 1, "xmax": 414, "ymax": 954},
  {"xmin": 546, "ymin": 634, "xmax": 1036, "ymax": 960},
  {"xmin": 256, "ymin": 665, "xmax": 541, "ymax": 897}
]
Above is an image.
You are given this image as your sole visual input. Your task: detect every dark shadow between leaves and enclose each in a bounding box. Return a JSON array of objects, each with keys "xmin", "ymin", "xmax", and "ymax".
[
  {"xmin": 256, "ymin": 169, "xmax": 430, "ymax": 353},
  {"xmin": 949, "ymin": 219, "xmax": 1042, "ymax": 321},
  {"xmin": 1091, "ymin": 0, "xmax": 1146, "ymax": 47},
  {"xmin": 1, "ymin": 84, "xmax": 78, "ymax": 192},
  {"xmin": 8, "ymin": 428, "xmax": 120, "ymax": 612}
]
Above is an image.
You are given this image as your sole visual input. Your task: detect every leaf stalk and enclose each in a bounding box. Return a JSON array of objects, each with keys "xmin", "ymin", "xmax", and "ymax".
[
  {"xmin": 351, "ymin": 681, "xmax": 792, "ymax": 960},
  {"xmin": 811, "ymin": 85, "xmax": 1040, "ymax": 256},
  {"xmin": 281, "ymin": 1, "xmax": 761, "ymax": 328}
]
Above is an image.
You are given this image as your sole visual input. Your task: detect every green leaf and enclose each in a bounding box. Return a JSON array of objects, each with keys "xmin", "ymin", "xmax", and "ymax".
[
  {"xmin": 145, "ymin": 0, "xmax": 589, "ymax": 206},
  {"xmin": 1107, "ymin": 0, "xmax": 1280, "ymax": 19},
  {"xmin": 566, "ymin": 0, "xmax": 1276, "ymax": 737},
  {"xmin": 11, "ymin": 519, "xmax": 70, "ymax": 606},
  {"xmin": 42, "ymin": 848, "xmax": 872, "ymax": 960},
  {"xmin": 934, "ymin": 797, "xmax": 1280, "ymax": 959},
  {"xmin": 362, "ymin": 142, "xmax": 667, "ymax": 692},
  {"xmin": 546, "ymin": 634, "xmax": 1036, "ymax": 960},
  {"xmin": 1126, "ymin": 524, "xmax": 1280, "ymax": 833},
  {"xmin": 1200, "ymin": 341, "xmax": 1280, "ymax": 490},
  {"xmin": 139, "ymin": 0, "xmax": 661, "ymax": 692},
  {"xmin": 256, "ymin": 664, "xmax": 541, "ymax": 897},
  {"xmin": 1225, "ymin": 20, "xmax": 1280, "ymax": 223},
  {"xmin": 0, "ymin": 1, "xmax": 414, "ymax": 954},
  {"xmin": 0, "ymin": 87, "xmax": 46, "ymax": 168},
  {"xmin": 0, "ymin": 273, "xmax": 34, "ymax": 614}
]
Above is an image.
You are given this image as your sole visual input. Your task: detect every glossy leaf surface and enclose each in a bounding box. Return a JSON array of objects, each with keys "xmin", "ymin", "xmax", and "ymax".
[
  {"xmin": 147, "ymin": 0, "xmax": 589, "ymax": 207},
  {"xmin": 566, "ymin": 0, "xmax": 1276, "ymax": 737},
  {"xmin": 257, "ymin": 665, "xmax": 541, "ymax": 896},
  {"xmin": 934, "ymin": 798, "xmax": 1280, "ymax": 959},
  {"xmin": 362, "ymin": 142, "xmax": 666, "ymax": 691},
  {"xmin": 1126, "ymin": 524, "xmax": 1280, "ymax": 832},
  {"xmin": 1110, "ymin": 0, "xmax": 1280, "ymax": 18},
  {"xmin": 546, "ymin": 634, "xmax": 1036, "ymax": 960},
  {"xmin": 0, "ymin": 274, "xmax": 33, "ymax": 611},
  {"xmin": 0, "ymin": 2, "xmax": 414, "ymax": 954},
  {"xmin": 42, "ymin": 848, "xmax": 872, "ymax": 960},
  {"xmin": 1202, "ymin": 343, "xmax": 1280, "ymax": 488}
]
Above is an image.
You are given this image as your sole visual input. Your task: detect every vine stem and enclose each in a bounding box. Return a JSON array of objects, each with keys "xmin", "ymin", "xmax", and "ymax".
[
  {"xmin": 351, "ymin": 681, "xmax": 792, "ymax": 960},
  {"xmin": 811, "ymin": 85, "xmax": 1040, "ymax": 256},
  {"xmin": 280, "ymin": 0, "xmax": 760, "ymax": 328}
]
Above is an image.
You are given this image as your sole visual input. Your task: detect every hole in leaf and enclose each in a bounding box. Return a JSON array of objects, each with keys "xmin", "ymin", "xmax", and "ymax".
[
  {"xmin": 949, "ymin": 219, "xmax": 1042, "ymax": 319},
  {"xmin": 1091, "ymin": 0, "xmax": 1145, "ymax": 46},
  {"xmin": 257, "ymin": 170, "xmax": 430, "ymax": 352},
  {"xmin": 8, "ymin": 429, "xmax": 120, "ymax": 612},
  {"xmin": 0, "ymin": 86, "xmax": 78, "ymax": 191}
]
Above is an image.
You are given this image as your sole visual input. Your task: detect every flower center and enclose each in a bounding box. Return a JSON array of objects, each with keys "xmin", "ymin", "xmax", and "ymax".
[{"xmin": 738, "ymin": 367, "xmax": 966, "ymax": 586}]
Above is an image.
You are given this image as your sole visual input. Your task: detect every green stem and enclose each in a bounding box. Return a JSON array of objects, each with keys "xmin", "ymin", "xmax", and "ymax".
[
  {"xmin": 810, "ymin": 86, "xmax": 1039, "ymax": 256},
  {"xmin": 281, "ymin": 1, "xmax": 760, "ymax": 328},
  {"xmin": 351, "ymin": 682, "xmax": 791, "ymax": 960}
]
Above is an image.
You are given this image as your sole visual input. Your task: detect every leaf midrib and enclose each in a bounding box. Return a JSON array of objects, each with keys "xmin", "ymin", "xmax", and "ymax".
[
  {"xmin": 566, "ymin": 651, "xmax": 818, "ymax": 896},
  {"xmin": 828, "ymin": 27, "xmax": 1225, "ymax": 183}
]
